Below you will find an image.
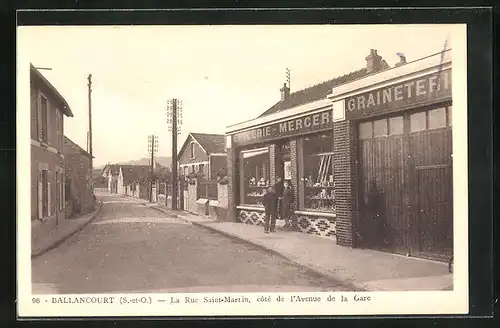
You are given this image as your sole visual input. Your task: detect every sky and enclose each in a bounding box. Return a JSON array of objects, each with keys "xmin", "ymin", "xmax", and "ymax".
[{"xmin": 18, "ymin": 24, "xmax": 454, "ymax": 167}]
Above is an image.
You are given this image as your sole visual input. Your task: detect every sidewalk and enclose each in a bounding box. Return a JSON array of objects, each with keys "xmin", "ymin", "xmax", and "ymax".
[
  {"xmin": 133, "ymin": 197, "xmax": 453, "ymax": 292},
  {"xmin": 31, "ymin": 201, "xmax": 103, "ymax": 258}
]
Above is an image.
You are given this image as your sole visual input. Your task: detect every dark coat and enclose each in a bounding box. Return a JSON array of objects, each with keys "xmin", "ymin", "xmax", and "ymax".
[
  {"xmin": 262, "ymin": 190, "xmax": 277, "ymax": 214},
  {"xmin": 274, "ymin": 181, "xmax": 284, "ymax": 198},
  {"xmin": 283, "ymin": 186, "xmax": 294, "ymax": 207}
]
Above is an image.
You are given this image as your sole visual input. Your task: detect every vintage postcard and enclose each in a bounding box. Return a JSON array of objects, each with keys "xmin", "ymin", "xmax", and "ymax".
[{"xmin": 17, "ymin": 23, "xmax": 468, "ymax": 317}]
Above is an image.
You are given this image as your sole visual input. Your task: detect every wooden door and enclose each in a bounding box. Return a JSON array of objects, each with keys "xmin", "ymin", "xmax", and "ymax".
[
  {"xmin": 358, "ymin": 116, "xmax": 407, "ymax": 254},
  {"xmin": 416, "ymin": 165, "xmax": 453, "ymax": 258}
]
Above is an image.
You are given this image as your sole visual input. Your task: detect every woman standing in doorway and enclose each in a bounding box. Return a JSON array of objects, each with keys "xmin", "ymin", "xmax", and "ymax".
[{"xmin": 282, "ymin": 180, "xmax": 294, "ymax": 229}]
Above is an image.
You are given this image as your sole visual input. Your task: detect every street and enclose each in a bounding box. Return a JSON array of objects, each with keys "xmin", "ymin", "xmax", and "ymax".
[{"xmin": 32, "ymin": 194, "xmax": 348, "ymax": 294}]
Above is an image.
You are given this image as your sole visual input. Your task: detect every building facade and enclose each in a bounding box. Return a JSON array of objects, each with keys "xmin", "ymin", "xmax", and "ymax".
[
  {"xmin": 63, "ymin": 136, "xmax": 94, "ymax": 217},
  {"xmin": 178, "ymin": 133, "xmax": 227, "ymax": 180},
  {"xmin": 225, "ymin": 49, "xmax": 453, "ymax": 262},
  {"xmin": 30, "ymin": 64, "xmax": 74, "ymax": 222},
  {"xmin": 101, "ymin": 164, "xmax": 120, "ymax": 193}
]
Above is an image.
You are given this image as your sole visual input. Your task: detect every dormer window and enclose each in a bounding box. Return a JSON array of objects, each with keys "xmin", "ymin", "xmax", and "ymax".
[{"xmin": 190, "ymin": 142, "xmax": 195, "ymax": 159}]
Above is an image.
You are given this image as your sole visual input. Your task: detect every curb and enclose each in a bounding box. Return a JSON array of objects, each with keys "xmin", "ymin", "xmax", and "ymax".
[{"xmin": 31, "ymin": 201, "xmax": 103, "ymax": 259}]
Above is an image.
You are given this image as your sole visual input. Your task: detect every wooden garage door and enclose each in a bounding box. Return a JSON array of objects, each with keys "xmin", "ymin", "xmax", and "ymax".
[
  {"xmin": 358, "ymin": 115, "xmax": 407, "ymax": 254},
  {"xmin": 358, "ymin": 104, "xmax": 453, "ymax": 260}
]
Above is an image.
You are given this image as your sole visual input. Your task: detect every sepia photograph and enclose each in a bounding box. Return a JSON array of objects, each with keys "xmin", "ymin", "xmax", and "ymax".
[{"xmin": 16, "ymin": 22, "xmax": 469, "ymax": 317}]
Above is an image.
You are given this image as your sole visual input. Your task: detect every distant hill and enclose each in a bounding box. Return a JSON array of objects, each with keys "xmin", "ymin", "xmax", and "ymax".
[
  {"xmin": 94, "ymin": 156, "xmax": 172, "ymax": 171},
  {"xmin": 118, "ymin": 156, "xmax": 172, "ymax": 168}
]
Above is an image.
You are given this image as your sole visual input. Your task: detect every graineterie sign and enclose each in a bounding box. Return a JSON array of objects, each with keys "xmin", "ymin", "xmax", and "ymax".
[
  {"xmin": 232, "ymin": 109, "xmax": 333, "ymax": 147},
  {"xmin": 345, "ymin": 69, "xmax": 452, "ymax": 119}
]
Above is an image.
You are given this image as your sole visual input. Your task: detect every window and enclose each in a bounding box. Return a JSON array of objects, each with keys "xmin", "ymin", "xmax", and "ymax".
[
  {"xmin": 60, "ymin": 172, "xmax": 64, "ymax": 210},
  {"xmin": 183, "ymin": 166, "xmax": 188, "ymax": 176},
  {"xmin": 239, "ymin": 147, "xmax": 270, "ymax": 206},
  {"xmin": 373, "ymin": 119, "xmax": 388, "ymax": 137},
  {"xmin": 359, "ymin": 122, "xmax": 372, "ymax": 139},
  {"xmin": 40, "ymin": 96, "xmax": 48, "ymax": 143},
  {"xmin": 301, "ymin": 132, "xmax": 335, "ymax": 212},
  {"xmin": 389, "ymin": 116, "xmax": 404, "ymax": 135},
  {"xmin": 198, "ymin": 164, "xmax": 205, "ymax": 174},
  {"xmin": 428, "ymin": 107, "xmax": 447, "ymax": 130},
  {"xmin": 40, "ymin": 169, "xmax": 48, "ymax": 218},
  {"xmin": 190, "ymin": 142, "xmax": 195, "ymax": 159},
  {"xmin": 410, "ymin": 111, "xmax": 426, "ymax": 132}
]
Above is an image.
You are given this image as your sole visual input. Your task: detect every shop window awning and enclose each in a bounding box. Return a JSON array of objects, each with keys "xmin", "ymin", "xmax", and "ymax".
[{"xmin": 241, "ymin": 148, "xmax": 269, "ymax": 159}]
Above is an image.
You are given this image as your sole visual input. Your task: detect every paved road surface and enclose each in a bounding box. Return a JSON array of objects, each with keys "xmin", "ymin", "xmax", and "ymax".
[{"xmin": 32, "ymin": 194, "xmax": 348, "ymax": 294}]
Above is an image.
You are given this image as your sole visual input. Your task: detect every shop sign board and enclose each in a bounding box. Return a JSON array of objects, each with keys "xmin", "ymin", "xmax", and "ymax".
[
  {"xmin": 345, "ymin": 69, "xmax": 452, "ymax": 120},
  {"xmin": 232, "ymin": 108, "xmax": 333, "ymax": 147}
]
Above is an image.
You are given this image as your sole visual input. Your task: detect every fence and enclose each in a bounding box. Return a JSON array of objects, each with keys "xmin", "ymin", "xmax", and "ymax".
[{"xmin": 197, "ymin": 180, "xmax": 218, "ymax": 200}]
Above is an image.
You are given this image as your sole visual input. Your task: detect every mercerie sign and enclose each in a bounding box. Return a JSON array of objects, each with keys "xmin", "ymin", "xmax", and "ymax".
[
  {"xmin": 345, "ymin": 69, "xmax": 452, "ymax": 119},
  {"xmin": 232, "ymin": 109, "xmax": 333, "ymax": 147}
]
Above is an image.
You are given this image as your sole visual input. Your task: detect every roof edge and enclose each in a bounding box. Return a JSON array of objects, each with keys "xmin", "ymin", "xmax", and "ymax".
[{"xmin": 30, "ymin": 64, "xmax": 74, "ymax": 117}]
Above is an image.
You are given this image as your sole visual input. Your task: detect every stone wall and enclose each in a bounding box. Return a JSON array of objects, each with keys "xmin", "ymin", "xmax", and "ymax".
[{"xmin": 63, "ymin": 137, "xmax": 93, "ymax": 217}]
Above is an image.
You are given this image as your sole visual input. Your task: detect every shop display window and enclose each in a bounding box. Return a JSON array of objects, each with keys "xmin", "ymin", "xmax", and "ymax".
[
  {"xmin": 301, "ymin": 132, "xmax": 335, "ymax": 213},
  {"xmin": 239, "ymin": 147, "xmax": 270, "ymax": 206}
]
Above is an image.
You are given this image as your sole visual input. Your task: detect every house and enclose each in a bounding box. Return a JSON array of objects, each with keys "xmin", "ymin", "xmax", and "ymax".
[
  {"xmin": 118, "ymin": 165, "xmax": 151, "ymax": 198},
  {"xmin": 177, "ymin": 133, "xmax": 227, "ymax": 180},
  {"xmin": 63, "ymin": 136, "xmax": 94, "ymax": 217},
  {"xmin": 101, "ymin": 164, "xmax": 120, "ymax": 193},
  {"xmin": 30, "ymin": 64, "xmax": 74, "ymax": 222}
]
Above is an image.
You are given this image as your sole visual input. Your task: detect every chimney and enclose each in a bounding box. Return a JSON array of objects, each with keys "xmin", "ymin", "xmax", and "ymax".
[
  {"xmin": 365, "ymin": 49, "xmax": 383, "ymax": 73},
  {"xmin": 280, "ymin": 83, "xmax": 290, "ymax": 101},
  {"xmin": 395, "ymin": 53, "xmax": 407, "ymax": 67}
]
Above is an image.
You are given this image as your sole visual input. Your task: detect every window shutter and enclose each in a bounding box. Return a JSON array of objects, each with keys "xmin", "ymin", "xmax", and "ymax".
[
  {"xmin": 38, "ymin": 171, "xmax": 43, "ymax": 219},
  {"xmin": 47, "ymin": 181, "xmax": 51, "ymax": 217},
  {"xmin": 37, "ymin": 94, "xmax": 42, "ymax": 140},
  {"xmin": 56, "ymin": 111, "xmax": 60, "ymax": 151}
]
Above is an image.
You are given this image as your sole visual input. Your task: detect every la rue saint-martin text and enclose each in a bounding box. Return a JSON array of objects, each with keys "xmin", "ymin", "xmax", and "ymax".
[{"xmin": 164, "ymin": 294, "xmax": 371, "ymax": 305}]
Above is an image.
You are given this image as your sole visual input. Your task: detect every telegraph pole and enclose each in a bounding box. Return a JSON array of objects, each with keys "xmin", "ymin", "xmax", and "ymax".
[
  {"xmin": 148, "ymin": 135, "xmax": 158, "ymax": 202},
  {"xmin": 88, "ymin": 74, "xmax": 93, "ymax": 164},
  {"xmin": 171, "ymin": 99, "xmax": 178, "ymax": 210},
  {"xmin": 167, "ymin": 98, "xmax": 182, "ymax": 211}
]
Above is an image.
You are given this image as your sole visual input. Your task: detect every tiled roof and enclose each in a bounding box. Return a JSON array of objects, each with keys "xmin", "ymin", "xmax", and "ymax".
[
  {"xmin": 190, "ymin": 133, "xmax": 226, "ymax": 154},
  {"xmin": 120, "ymin": 165, "xmax": 151, "ymax": 184},
  {"xmin": 258, "ymin": 68, "xmax": 369, "ymax": 117},
  {"xmin": 101, "ymin": 164, "xmax": 121, "ymax": 176}
]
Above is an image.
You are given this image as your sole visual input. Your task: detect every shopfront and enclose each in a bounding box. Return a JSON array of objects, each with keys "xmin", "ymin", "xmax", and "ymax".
[
  {"xmin": 329, "ymin": 49, "xmax": 453, "ymax": 261},
  {"xmin": 228, "ymin": 108, "xmax": 339, "ymax": 240}
]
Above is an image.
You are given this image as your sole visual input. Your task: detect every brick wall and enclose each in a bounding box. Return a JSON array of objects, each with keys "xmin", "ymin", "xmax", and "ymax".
[
  {"xmin": 289, "ymin": 139, "xmax": 299, "ymax": 211},
  {"xmin": 269, "ymin": 144, "xmax": 276, "ymax": 186},
  {"xmin": 64, "ymin": 138, "xmax": 93, "ymax": 216},
  {"xmin": 178, "ymin": 136, "xmax": 209, "ymax": 165},
  {"xmin": 227, "ymin": 142, "xmax": 237, "ymax": 222},
  {"xmin": 333, "ymin": 120, "xmax": 359, "ymax": 247}
]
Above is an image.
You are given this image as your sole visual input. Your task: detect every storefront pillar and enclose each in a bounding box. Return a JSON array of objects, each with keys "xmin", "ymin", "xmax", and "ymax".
[
  {"xmin": 269, "ymin": 144, "xmax": 276, "ymax": 186},
  {"xmin": 289, "ymin": 139, "xmax": 299, "ymax": 211},
  {"xmin": 226, "ymin": 136, "xmax": 238, "ymax": 222},
  {"xmin": 333, "ymin": 120, "xmax": 359, "ymax": 248}
]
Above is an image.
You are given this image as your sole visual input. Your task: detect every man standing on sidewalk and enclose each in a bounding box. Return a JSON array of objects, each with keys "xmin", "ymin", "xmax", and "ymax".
[{"xmin": 262, "ymin": 187, "xmax": 278, "ymax": 233}]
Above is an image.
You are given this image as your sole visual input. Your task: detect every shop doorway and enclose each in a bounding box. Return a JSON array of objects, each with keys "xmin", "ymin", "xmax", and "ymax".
[{"xmin": 357, "ymin": 104, "xmax": 453, "ymax": 261}]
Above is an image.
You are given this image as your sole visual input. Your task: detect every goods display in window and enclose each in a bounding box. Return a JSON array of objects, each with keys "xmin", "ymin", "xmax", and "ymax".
[{"xmin": 239, "ymin": 147, "xmax": 270, "ymax": 206}]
